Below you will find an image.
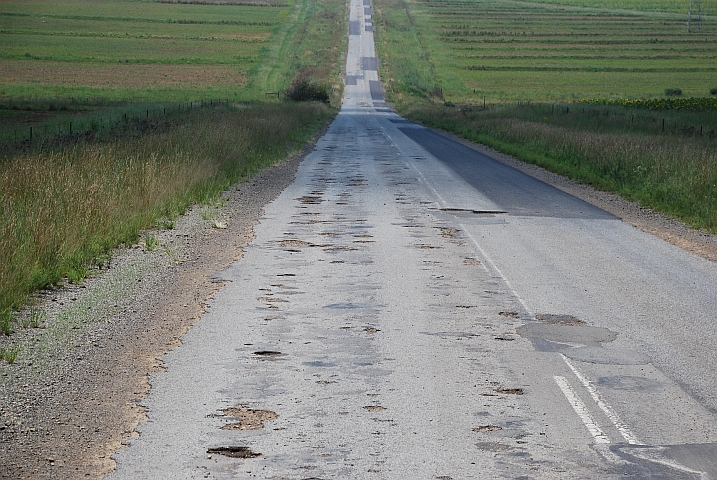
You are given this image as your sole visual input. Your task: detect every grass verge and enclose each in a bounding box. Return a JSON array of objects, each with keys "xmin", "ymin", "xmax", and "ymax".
[
  {"xmin": 405, "ymin": 102, "xmax": 717, "ymax": 232},
  {"xmin": 0, "ymin": 101, "xmax": 335, "ymax": 333}
]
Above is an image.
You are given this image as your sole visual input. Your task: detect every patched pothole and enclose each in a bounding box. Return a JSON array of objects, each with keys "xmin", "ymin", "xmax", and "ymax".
[
  {"xmin": 207, "ymin": 446, "xmax": 261, "ymax": 458},
  {"xmin": 516, "ymin": 323, "xmax": 617, "ymax": 345},
  {"xmin": 216, "ymin": 407, "xmax": 278, "ymax": 430},
  {"xmin": 476, "ymin": 442, "xmax": 513, "ymax": 452}
]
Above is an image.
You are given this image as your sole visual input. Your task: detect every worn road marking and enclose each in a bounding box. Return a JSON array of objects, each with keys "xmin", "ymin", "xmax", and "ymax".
[
  {"xmin": 554, "ymin": 375, "xmax": 610, "ymax": 444},
  {"xmin": 560, "ymin": 353, "xmax": 641, "ymax": 445}
]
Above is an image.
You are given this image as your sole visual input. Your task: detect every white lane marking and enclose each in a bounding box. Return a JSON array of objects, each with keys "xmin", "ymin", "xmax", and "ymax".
[
  {"xmin": 461, "ymin": 228, "xmax": 534, "ymax": 316},
  {"xmin": 381, "ymin": 117, "xmax": 704, "ymax": 472},
  {"xmin": 554, "ymin": 376, "xmax": 610, "ymax": 444},
  {"xmin": 560, "ymin": 354, "xmax": 641, "ymax": 445}
]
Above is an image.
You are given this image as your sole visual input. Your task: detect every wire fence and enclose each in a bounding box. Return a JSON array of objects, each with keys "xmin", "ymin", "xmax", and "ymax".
[
  {"xmin": 0, "ymin": 98, "xmax": 233, "ymax": 151},
  {"xmin": 459, "ymin": 100, "xmax": 717, "ymax": 140}
]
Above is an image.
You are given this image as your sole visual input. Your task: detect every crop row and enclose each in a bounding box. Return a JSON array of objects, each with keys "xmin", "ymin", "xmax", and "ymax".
[{"xmin": 578, "ymin": 97, "xmax": 717, "ymax": 111}]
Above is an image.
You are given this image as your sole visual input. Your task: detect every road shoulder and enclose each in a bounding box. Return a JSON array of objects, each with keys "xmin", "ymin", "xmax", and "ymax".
[{"xmin": 0, "ymin": 131, "xmax": 324, "ymax": 480}]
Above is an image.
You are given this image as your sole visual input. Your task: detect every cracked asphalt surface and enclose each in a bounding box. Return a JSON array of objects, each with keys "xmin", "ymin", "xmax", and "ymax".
[
  {"xmin": 108, "ymin": 0, "xmax": 717, "ymax": 478},
  {"xmin": 3, "ymin": 0, "xmax": 717, "ymax": 478}
]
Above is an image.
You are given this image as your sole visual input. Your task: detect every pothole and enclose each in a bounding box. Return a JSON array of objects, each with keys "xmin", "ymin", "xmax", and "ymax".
[
  {"xmin": 536, "ymin": 314, "xmax": 586, "ymax": 326},
  {"xmin": 254, "ymin": 351, "xmax": 281, "ymax": 356},
  {"xmin": 499, "ymin": 311, "xmax": 520, "ymax": 318},
  {"xmin": 473, "ymin": 425, "xmax": 502, "ymax": 433},
  {"xmin": 439, "ymin": 208, "xmax": 507, "ymax": 215},
  {"xmin": 364, "ymin": 405, "xmax": 387, "ymax": 412},
  {"xmin": 298, "ymin": 196, "xmax": 322, "ymax": 204},
  {"xmin": 464, "ymin": 258, "xmax": 481, "ymax": 266},
  {"xmin": 324, "ymin": 246, "xmax": 358, "ymax": 252},
  {"xmin": 415, "ymin": 244, "xmax": 441, "ymax": 250},
  {"xmin": 280, "ymin": 240, "xmax": 311, "ymax": 247},
  {"xmin": 217, "ymin": 407, "xmax": 278, "ymax": 430},
  {"xmin": 495, "ymin": 388, "xmax": 523, "ymax": 395},
  {"xmin": 207, "ymin": 446, "xmax": 261, "ymax": 458},
  {"xmin": 440, "ymin": 227, "xmax": 459, "ymax": 238},
  {"xmin": 257, "ymin": 296, "xmax": 288, "ymax": 303},
  {"xmin": 364, "ymin": 327, "xmax": 380, "ymax": 333}
]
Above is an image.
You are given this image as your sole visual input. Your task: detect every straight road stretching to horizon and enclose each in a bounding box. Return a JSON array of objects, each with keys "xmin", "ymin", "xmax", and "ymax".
[{"xmin": 109, "ymin": 0, "xmax": 717, "ymax": 477}]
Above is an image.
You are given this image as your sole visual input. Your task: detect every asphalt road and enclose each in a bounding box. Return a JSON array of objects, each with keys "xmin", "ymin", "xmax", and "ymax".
[{"xmin": 108, "ymin": 0, "xmax": 717, "ymax": 477}]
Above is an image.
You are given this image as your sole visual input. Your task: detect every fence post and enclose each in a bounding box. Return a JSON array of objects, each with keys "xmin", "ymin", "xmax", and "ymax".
[
  {"xmin": 30, "ymin": 126, "xmax": 33, "ymax": 144},
  {"xmin": 70, "ymin": 122, "xmax": 72, "ymax": 134},
  {"xmin": 662, "ymin": 118, "xmax": 665, "ymax": 133}
]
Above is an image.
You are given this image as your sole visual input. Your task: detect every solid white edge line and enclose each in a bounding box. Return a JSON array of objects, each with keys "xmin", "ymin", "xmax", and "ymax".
[
  {"xmin": 554, "ymin": 375, "xmax": 610, "ymax": 444},
  {"xmin": 560, "ymin": 354, "xmax": 641, "ymax": 445}
]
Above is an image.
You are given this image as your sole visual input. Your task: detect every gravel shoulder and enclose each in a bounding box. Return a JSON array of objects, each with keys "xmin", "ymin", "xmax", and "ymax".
[
  {"xmin": 0, "ymin": 135, "xmax": 316, "ymax": 479},
  {"xmin": 1, "ymin": 123, "xmax": 714, "ymax": 480}
]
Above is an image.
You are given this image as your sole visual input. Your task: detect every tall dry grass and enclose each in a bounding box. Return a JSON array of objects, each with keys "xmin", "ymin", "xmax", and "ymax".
[
  {"xmin": 406, "ymin": 104, "xmax": 717, "ymax": 232},
  {"xmin": 0, "ymin": 102, "xmax": 333, "ymax": 332}
]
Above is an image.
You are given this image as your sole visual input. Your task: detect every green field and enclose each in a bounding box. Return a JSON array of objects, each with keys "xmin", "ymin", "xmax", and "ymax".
[
  {"xmin": 0, "ymin": 0, "xmax": 346, "ymax": 335},
  {"xmin": 0, "ymin": 0, "xmax": 345, "ymax": 104},
  {"xmin": 375, "ymin": 0, "xmax": 717, "ymax": 103}
]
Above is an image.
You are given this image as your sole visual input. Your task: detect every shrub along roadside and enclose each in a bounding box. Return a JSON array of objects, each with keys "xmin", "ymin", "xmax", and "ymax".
[
  {"xmin": 402, "ymin": 103, "xmax": 717, "ymax": 234},
  {"xmin": 0, "ymin": 102, "xmax": 335, "ymax": 334}
]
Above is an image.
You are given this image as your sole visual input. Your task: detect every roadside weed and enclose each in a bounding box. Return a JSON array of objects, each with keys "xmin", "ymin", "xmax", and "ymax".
[
  {"xmin": 20, "ymin": 306, "xmax": 46, "ymax": 329},
  {"xmin": 159, "ymin": 219, "xmax": 175, "ymax": 230},
  {"xmin": 144, "ymin": 234, "xmax": 160, "ymax": 252},
  {"xmin": 0, "ymin": 345, "xmax": 21, "ymax": 364},
  {"xmin": 0, "ymin": 310, "xmax": 12, "ymax": 336}
]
